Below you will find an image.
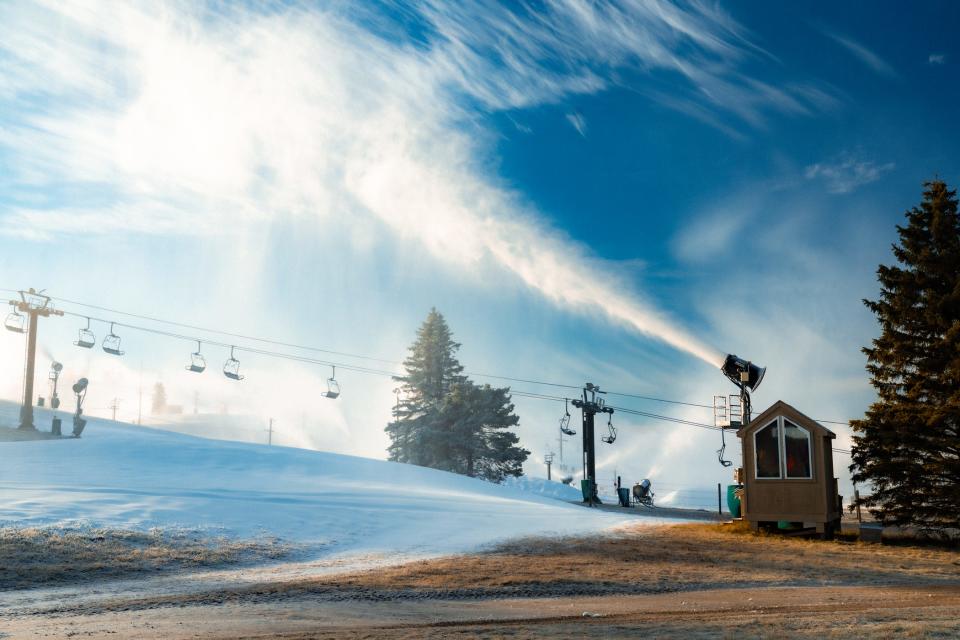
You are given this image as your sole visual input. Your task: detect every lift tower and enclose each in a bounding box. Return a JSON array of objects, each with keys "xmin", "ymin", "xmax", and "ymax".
[
  {"xmin": 10, "ymin": 289, "xmax": 63, "ymax": 430},
  {"xmin": 572, "ymin": 383, "xmax": 614, "ymax": 506}
]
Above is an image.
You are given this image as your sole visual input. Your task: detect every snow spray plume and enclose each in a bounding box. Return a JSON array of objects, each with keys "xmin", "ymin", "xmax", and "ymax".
[
  {"xmin": 40, "ymin": 344, "xmax": 56, "ymax": 364},
  {"xmin": 0, "ymin": 2, "xmax": 756, "ymax": 367}
]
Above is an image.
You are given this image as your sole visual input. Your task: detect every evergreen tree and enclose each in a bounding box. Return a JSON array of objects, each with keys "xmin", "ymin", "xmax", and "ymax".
[
  {"xmin": 444, "ymin": 382, "xmax": 529, "ymax": 481},
  {"xmin": 851, "ymin": 180, "xmax": 960, "ymax": 537},
  {"xmin": 386, "ymin": 308, "xmax": 465, "ymax": 466},
  {"xmin": 386, "ymin": 309, "xmax": 529, "ymax": 481},
  {"xmin": 151, "ymin": 382, "xmax": 167, "ymax": 415}
]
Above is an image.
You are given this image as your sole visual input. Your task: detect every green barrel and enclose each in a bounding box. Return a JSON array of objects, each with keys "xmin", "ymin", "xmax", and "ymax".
[
  {"xmin": 580, "ymin": 479, "xmax": 595, "ymax": 502},
  {"xmin": 726, "ymin": 484, "xmax": 742, "ymax": 517}
]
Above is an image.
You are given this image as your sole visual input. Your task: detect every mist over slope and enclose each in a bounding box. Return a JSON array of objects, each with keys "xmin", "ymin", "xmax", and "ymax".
[{"xmin": 0, "ymin": 402, "xmax": 683, "ymax": 558}]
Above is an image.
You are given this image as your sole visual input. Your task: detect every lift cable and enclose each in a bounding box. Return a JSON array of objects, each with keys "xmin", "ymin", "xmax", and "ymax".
[
  {"xmin": 59, "ymin": 311, "xmax": 400, "ymax": 378},
  {"xmin": 509, "ymin": 387, "xmax": 855, "ymax": 453},
  {"xmin": 47, "ymin": 296, "xmax": 703, "ymax": 402},
  {"xmin": 32, "ymin": 307, "xmax": 865, "ymax": 456},
  {"xmin": 50, "ymin": 295, "xmax": 402, "ymax": 366},
  {"xmin": 505, "ymin": 389, "xmax": 854, "ymax": 455},
  {"xmin": 6, "ymin": 288, "xmax": 857, "ymax": 430}
]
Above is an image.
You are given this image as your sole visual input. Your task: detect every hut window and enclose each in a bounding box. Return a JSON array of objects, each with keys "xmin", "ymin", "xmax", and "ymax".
[
  {"xmin": 754, "ymin": 420, "xmax": 781, "ymax": 478},
  {"xmin": 783, "ymin": 420, "xmax": 812, "ymax": 478}
]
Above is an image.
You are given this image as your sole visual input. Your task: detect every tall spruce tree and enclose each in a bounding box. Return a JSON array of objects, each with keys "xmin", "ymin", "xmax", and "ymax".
[
  {"xmin": 850, "ymin": 180, "xmax": 960, "ymax": 537},
  {"xmin": 386, "ymin": 309, "xmax": 529, "ymax": 481},
  {"xmin": 386, "ymin": 308, "xmax": 465, "ymax": 466}
]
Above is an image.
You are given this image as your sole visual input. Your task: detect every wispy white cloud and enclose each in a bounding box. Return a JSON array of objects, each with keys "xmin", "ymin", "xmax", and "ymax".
[
  {"xmin": 672, "ymin": 204, "xmax": 753, "ymax": 264},
  {"xmin": 805, "ymin": 155, "xmax": 895, "ymax": 194},
  {"xmin": 565, "ymin": 111, "xmax": 587, "ymax": 137},
  {"xmin": 506, "ymin": 116, "xmax": 533, "ymax": 134},
  {"xmin": 823, "ymin": 30, "xmax": 897, "ymax": 78},
  {"xmin": 0, "ymin": 0, "xmax": 840, "ymax": 367},
  {"xmin": 928, "ymin": 53, "xmax": 946, "ymax": 65}
]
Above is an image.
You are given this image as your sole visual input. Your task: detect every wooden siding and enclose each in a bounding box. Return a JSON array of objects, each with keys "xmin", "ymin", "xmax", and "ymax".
[{"xmin": 738, "ymin": 401, "xmax": 840, "ymax": 525}]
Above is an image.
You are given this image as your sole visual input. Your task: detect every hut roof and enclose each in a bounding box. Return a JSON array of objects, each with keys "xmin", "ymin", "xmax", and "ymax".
[{"xmin": 737, "ymin": 400, "xmax": 837, "ymax": 439}]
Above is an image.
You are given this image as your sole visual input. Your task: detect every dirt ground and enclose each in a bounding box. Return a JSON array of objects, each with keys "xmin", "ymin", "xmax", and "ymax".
[{"xmin": 1, "ymin": 522, "xmax": 957, "ymax": 638}]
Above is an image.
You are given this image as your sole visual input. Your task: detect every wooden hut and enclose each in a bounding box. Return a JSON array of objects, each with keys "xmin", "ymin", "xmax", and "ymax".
[{"xmin": 737, "ymin": 401, "xmax": 842, "ymax": 536}]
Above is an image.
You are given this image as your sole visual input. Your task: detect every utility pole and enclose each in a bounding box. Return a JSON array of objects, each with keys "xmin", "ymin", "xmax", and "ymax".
[
  {"xmin": 557, "ymin": 430, "xmax": 569, "ymax": 466},
  {"xmin": 572, "ymin": 383, "xmax": 614, "ymax": 506},
  {"xmin": 267, "ymin": 418, "xmax": 274, "ymax": 446},
  {"xmin": 110, "ymin": 398, "xmax": 121, "ymax": 422},
  {"xmin": 10, "ymin": 289, "xmax": 64, "ymax": 430},
  {"xmin": 393, "ymin": 387, "xmax": 404, "ymax": 459},
  {"xmin": 544, "ymin": 452, "xmax": 554, "ymax": 481},
  {"xmin": 137, "ymin": 361, "xmax": 143, "ymax": 425}
]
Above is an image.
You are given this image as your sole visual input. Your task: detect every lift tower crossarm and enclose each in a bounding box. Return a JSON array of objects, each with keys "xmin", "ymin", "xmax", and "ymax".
[
  {"xmin": 571, "ymin": 383, "xmax": 614, "ymax": 506},
  {"xmin": 12, "ymin": 289, "xmax": 64, "ymax": 430}
]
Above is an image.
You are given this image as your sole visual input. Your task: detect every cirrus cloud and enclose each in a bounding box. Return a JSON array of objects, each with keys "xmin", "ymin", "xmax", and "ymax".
[{"xmin": 0, "ymin": 0, "xmax": 840, "ymax": 366}]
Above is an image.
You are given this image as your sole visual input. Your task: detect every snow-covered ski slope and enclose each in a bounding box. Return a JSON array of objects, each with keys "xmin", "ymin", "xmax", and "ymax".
[{"xmin": 0, "ymin": 404, "xmax": 684, "ymax": 558}]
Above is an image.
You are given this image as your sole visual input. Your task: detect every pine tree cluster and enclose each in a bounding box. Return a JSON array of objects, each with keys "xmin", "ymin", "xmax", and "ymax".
[
  {"xmin": 385, "ymin": 309, "xmax": 530, "ymax": 482},
  {"xmin": 851, "ymin": 180, "xmax": 960, "ymax": 537}
]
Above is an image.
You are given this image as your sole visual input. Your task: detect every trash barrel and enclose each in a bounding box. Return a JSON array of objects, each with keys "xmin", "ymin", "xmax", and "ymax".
[
  {"xmin": 726, "ymin": 484, "xmax": 741, "ymax": 518},
  {"xmin": 580, "ymin": 479, "xmax": 595, "ymax": 502},
  {"xmin": 617, "ymin": 487, "xmax": 631, "ymax": 507}
]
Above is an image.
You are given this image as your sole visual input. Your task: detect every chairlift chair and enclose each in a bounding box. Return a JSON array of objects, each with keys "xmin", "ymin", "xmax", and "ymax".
[
  {"xmin": 601, "ymin": 414, "xmax": 617, "ymax": 444},
  {"xmin": 716, "ymin": 427, "xmax": 733, "ymax": 467},
  {"xmin": 223, "ymin": 346, "xmax": 244, "ymax": 380},
  {"xmin": 322, "ymin": 366, "xmax": 340, "ymax": 399},
  {"xmin": 559, "ymin": 399, "xmax": 576, "ymax": 436},
  {"xmin": 186, "ymin": 341, "xmax": 206, "ymax": 373},
  {"xmin": 4, "ymin": 304, "xmax": 25, "ymax": 333},
  {"xmin": 102, "ymin": 322, "xmax": 124, "ymax": 355},
  {"xmin": 74, "ymin": 317, "xmax": 95, "ymax": 348}
]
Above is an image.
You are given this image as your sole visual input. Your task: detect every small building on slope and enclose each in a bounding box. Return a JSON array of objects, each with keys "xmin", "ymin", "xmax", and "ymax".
[{"xmin": 737, "ymin": 400, "xmax": 843, "ymax": 537}]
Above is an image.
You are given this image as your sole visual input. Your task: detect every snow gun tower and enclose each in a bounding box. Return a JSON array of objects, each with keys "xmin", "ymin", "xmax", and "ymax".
[
  {"xmin": 572, "ymin": 383, "xmax": 615, "ymax": 506},
  {"xmin": 714, "ymin": 354, "xmax": 766, "ymax": 466},
  {"xmin": 720, "ymin": 354, "xmax": 766, "ymax": 428}
]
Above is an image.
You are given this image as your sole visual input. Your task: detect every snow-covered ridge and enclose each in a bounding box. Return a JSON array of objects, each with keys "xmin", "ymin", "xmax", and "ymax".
[{"xmin": 0, "ymin": 403, "xmax": 681, "ymax": 558}]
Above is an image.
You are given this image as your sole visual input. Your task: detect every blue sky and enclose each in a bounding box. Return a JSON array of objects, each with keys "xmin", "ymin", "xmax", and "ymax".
[{"xmin": 1, "ymin": 1, "xmax": 958, "ymax": 503}]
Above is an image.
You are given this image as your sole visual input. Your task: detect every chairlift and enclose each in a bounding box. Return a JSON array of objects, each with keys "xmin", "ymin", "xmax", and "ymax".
[
  {"xmin": 74, "ymin": 317, "xmax": 95, "ymax": 348},
  {"xmin": 102, "ymin": 322, "xmax": 124, "ymax": 355},
  {"xmin": 223, "ymin": 346, "xmax": 244, "ymax": 380},
  {"xmin": 4, "ymin": 304, "xmax": 25, "ymax": 333},
  {"xmin": 186, "ymin": 341, "xmax": 206, "ymax": 373},
  {"xmin": 716, "ymin": 426, "xmax": 733, "ymax": 467},
  {"xmin": 322, "ymin": 365, "xmax": 340, "ymax": 399},
  {"xmin": 559, "ymin": 399, "xmax": 576, "ymax": 436},
  {"xmin": 601, "ymin": 414, "xmax": 617, "ymax": 444}
]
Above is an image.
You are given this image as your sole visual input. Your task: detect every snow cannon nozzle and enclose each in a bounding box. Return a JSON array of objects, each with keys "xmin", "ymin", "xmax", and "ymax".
[{"xmin": 721, "ymin": 354, "xmax": 766, "ymax": 391}]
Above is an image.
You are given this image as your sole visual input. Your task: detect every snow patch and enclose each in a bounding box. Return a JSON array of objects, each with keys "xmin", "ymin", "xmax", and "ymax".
[
  {"xmin": 502, "ymin": 475, "xmax": 582, "ymax": 501},
  {"xmin": 0, "ymin": 402, "xmax": 685, "ymax": 560}
]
